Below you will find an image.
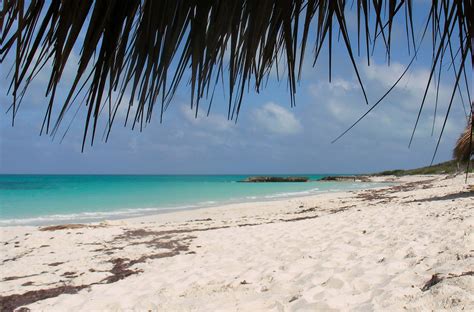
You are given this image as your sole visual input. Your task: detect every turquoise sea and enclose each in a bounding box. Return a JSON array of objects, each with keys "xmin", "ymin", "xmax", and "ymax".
[{"xmin": 0, "ymin": 175, "xmax": 382, "ymax": 226}]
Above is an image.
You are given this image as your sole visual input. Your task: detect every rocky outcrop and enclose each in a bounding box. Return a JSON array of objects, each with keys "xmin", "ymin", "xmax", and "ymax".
[
  {"xmin": 241, "ymin": 176, "xmax": 309, "ymax": 183},
  {"xmin": 319, "ymin": 176, "xmax": 371, "ymax": 182}
]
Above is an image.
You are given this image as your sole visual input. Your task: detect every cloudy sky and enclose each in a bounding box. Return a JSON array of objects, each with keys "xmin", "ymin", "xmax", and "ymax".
[{"xmin": 0, "ymin": 2, "xmax": 471, "ymax": 174}]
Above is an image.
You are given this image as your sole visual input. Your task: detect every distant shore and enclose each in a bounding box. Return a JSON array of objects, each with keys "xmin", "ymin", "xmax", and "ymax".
[{"xmin": 1, "ymin": 173, "xmax": 472, "ymax": 311}]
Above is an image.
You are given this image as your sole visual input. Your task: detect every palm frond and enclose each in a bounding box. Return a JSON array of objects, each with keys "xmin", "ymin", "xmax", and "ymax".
[{"xmin": 0, "ymin": 0, "xmax": 472, "ymax": 153}]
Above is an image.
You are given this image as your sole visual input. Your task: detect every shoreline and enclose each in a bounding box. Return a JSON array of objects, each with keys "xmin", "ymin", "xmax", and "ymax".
[
  {"xmin": 1, "ymin": 174, "xmax": 472, "ymax": 311},
  {"xmin": 0, "ymin": 179, "xmax": 393, "ymax": 227}
]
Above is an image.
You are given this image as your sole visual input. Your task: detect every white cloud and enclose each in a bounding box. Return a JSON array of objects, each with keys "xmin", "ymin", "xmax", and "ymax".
[
  {"xmin": 305, "ymin": 61, "xmax": 466, "ymax": 145},
  {"xmin": 362, "ymin": 62, "xmax": 454, "ymax": 113},
  {"xmin": 181, "ymin": 105, "xmax": 234, "ymax": 132},
  {"xmin": 331, "ymin": 78, "xmax": 358, "ymax": 91},
  {"xmin": 324, "ymin": 98, "xmax": 361, "ymax": 123},
  {"xmin": 308, "ymin": 78, "xmax": 358, "ymax": 98},
  {"xmin": 253, "ymin": 102, "xmax": 302, "ymax": 135},
  {"xmin": 364, "ymin": 62, "xmax": 433, "ymax": 93}
]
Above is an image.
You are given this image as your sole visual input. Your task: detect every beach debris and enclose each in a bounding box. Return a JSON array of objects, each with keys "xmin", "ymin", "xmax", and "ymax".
[
  {"xmin": 420, "ymin": 271, "xmax": 474, "ymax": 292},
  {"xmin": 240, "ymin": 280, "xmax": 249, "ymax": 285},
  {"xmin": 102, "ymin": 258, "xmax": 143, "ymax": 284},
  {"xmin": 356, "ymin": 190, "xmax": 394, "ymax": 202},
  {"xmin": 2, "ymin": 272, "xmax": 45, "ymax": 282},
  {"xmin": 288, "ymin": 295, "xmax": 300, "ymax": 302},
  {"xmin": 39, "ymin": 224, "xmax": 106, "ymax": 232},
  {"xmin": 61, "ymin": 272, "xmax": 78, "ymax": 278},
  {"xmin": 0, "ymin": 285, "xmax": 88, "ymax": 312},
  {"xmin": 296, "ymin": 207, "xmax": 317, "ymax": 214},
  {"xmin": 188, "ymin": 218, "xmax": 213, "ymax": 222},
  {"xmin": 279, "ymin": 215, "xmax": 319, "ymax": 222},
  {"xmin": 1, "ymin": 227, "xmax": 199, "ymax": 310},
  {"xmin": 238, "ymin": 223, "xmax": 261, "ymax": 227},
  {"xmin": 421, "ymin": 274, "xmax": 442, "ymax": 291},
  {"xmin": 329, "ymin": 206, "xmax": 351, "ymax": 214},
  {"xmin": 456, "ymin": 253, "xmax": 473, "ymax": 260}
]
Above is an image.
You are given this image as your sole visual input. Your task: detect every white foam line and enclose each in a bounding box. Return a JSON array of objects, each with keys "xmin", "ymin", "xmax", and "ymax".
[
  {"xmin": 0, "ymin": 182, "xmax": 390, "ymax": 226},
  {"xmin": 0, "ymin": 204, "xmax": 200, "ymax": 226}
]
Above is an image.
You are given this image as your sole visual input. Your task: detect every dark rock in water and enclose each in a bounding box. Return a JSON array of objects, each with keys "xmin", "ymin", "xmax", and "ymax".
[
  {"xmin": 319, "ymin": 176, "xmax": 370, "ymax": 182},
  {"xmin": 241, "ymin": 176, "xmax": 309, "ymax": 183}
]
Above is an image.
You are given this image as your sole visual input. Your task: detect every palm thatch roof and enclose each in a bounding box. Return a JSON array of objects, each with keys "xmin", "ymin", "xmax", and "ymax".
[
  {"xmin": 0, "ymin": 0, "xmax": 472, "ymax": 154},
  {"xmin": 453, "ymin": 114, "xmax": 473, "ymax": 162}
]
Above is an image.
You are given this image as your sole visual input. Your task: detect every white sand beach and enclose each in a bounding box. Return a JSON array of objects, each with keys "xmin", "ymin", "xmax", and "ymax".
[{"xmin": 1, "ymin": 174, "xmax": 473, "ymax": 311}]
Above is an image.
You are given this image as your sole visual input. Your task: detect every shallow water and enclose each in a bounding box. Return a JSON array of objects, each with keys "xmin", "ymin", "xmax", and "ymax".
[{"xmin": 0, "ymin": 174, "xmax": 382, "ymax": 226}]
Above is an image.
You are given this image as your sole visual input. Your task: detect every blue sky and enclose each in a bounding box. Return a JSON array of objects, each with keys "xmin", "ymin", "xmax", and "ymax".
[{"xmin": 0, "ymin": 2, "xmax": 471, "ymax": 174}]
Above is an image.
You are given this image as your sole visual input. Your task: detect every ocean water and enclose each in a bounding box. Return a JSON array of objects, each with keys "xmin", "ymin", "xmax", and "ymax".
[{"xmin": 0, "ymin": 175, "xmax": 382, "ymax": 226}]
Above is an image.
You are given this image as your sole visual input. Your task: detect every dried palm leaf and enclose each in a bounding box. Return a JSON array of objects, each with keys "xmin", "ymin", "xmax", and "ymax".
[
  {"xmin": 453, "ymin": 114, "xmax": 473, "ymax": 162},
  {"xmin": 0, "ymin": 0, "xmax": 472, "ymax": 155}
]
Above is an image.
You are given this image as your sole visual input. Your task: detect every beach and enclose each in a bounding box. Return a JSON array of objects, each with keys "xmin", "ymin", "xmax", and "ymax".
[{"xmin": 1, "ymin": 174, "xmax": 473, "ymax": 311}]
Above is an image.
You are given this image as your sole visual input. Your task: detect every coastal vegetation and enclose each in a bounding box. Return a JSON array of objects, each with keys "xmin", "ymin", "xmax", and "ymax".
[{"xmin": 377, "ymin": 160, "xmax": 473, "ymax": 176}]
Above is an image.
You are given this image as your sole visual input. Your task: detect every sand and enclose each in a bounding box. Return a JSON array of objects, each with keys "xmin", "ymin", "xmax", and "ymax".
[{"xmin": 1, "ymin": 174, "xmax": 473, "ymax": 311}]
